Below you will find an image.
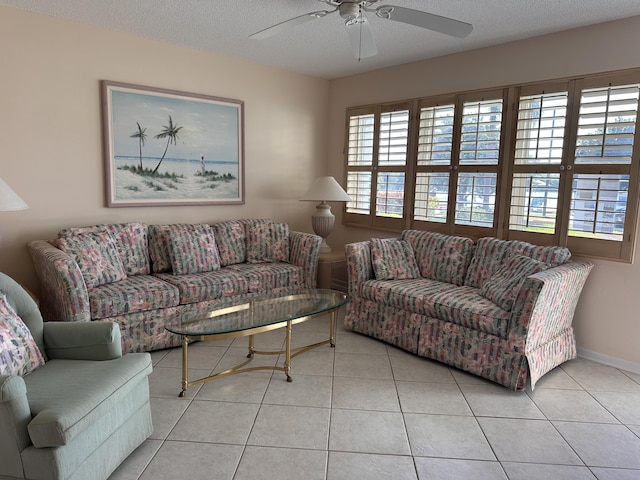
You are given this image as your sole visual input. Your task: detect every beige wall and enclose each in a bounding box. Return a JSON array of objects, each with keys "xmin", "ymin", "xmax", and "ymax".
[
  {"xmin": 0, "ymin": 7, "xmax": 329, "ymax": 291},
  {"xmin": 328, "ymin": 16, "xmax": 640, "ymax": 368}
]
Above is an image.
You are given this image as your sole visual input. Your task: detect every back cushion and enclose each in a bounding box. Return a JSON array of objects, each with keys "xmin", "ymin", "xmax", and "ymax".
[
  {"xmin": 464, "ymin": 237, "xmax": 512, "ymax": 289},
  {"xmin": 507, "ymin": 240, "xmax": 572, "ymax": 266},
  {"xmin": 0, "ymin": 293, "xmax": 45, "ymax": 376},
  {"xmin": 246, "ymin": 221, "xmax": 290, "ymax": 263},
  {"xmin": 401, "ymin": 230, "xmax": 475, "ymax": 286}
]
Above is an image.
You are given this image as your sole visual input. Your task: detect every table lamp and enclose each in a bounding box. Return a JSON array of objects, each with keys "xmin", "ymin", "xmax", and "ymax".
[
  {"xmin": 0, "ymin": 177, "xmax": 28, "ymax": 211},
  {"xmin": 300, "ymin": 176, "xmax": 351, "ymax": 254}
]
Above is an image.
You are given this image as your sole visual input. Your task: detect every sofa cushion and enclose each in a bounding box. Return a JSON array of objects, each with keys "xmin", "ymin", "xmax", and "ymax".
[
  {"xmin": 58, "ymin": 223, "xmax": 150, "ymax": 276},
  {"xmin": 168, "ymin": 225, "xmax": 221, "ymax": 275},
  {"xmin": 401, "ymin": 230, "xmax": 475, "ymax": 286},
  {"xmin": 507, "ymin": 240, "xmax": 572, "ymax": 266},
  {"xmin": 154, "ymin": 269, "xmax": 250, "ymax": 304},
  {"xmin": 23, "ymin": 353, "xmax": 152, "ymax": 448},
  {"xmin": 212, "ymin": 220, "xmax": 247, "ymax": 266},
  {"xmin": 360, "ymin": 278, "xmax": 455, "ymax": 315},
  {"xmin": 0, "ymin": 293, "xmax": 45, "ymax": 376},
  {"xmin": 479, "ymin": 255, "xmax": 548, "ymax": 311},
  {"xmin": 87, "ymin": 275, "xmax": 180, "ymax": 319},
  {"xmin": 56, "ymin": 231, "xmax": 127, "ymax": 288},
  {"xmin": 224, "ymin": 263, "xmax": 305, "ymax": 293},
  {"xmin": 370, "ymin": 238, "xmax": 421, "ymax": 280},
  {"xmin": 427, "ymin": 286, "xmax": 511, "ymax": 338},
  {"xmin": 464, "ymin": 237, "xmax": 512, "ymax": 289},
  {"xmin": 246, "ymin": 221, "xmax": 290, "ymax": 263},
  {"xmin": 148, "ymin": 224, "xmax": 209, "ymax": 273}
]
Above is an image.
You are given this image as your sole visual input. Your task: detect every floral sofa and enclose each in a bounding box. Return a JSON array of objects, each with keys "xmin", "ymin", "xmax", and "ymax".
[
  {"xmin": 28, "ymin": 219, "xmax": 321, "ymax": 353},
  {"xmin": 344, "ymin": 230, "xmax": 594, "ymax": 390}
]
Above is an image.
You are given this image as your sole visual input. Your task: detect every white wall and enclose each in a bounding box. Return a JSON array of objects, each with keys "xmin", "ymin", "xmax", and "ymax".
[
  {"xmin": 328, "ymin": 16, "xmax": 640, "ymax": 368},
  {"xmin": 0, "ymin": 6, "xmax": 329, "ymax": 291}
]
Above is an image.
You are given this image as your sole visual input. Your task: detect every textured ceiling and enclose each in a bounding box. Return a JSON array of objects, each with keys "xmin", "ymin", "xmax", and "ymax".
[{"xmin": 3, "ymin": 0, "xmax": 640, "ymax": 79}]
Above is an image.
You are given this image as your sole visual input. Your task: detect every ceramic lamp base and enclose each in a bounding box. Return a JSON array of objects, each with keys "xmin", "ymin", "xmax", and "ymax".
[{"xmin": 311, "ymin": 202, "xmax": 335, "ymax": 254}]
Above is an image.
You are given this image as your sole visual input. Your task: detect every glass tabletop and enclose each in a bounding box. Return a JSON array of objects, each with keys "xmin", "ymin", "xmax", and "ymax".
[{"xmin": 165, "ymin": 289, "xmax": 348, "ymax": 336}]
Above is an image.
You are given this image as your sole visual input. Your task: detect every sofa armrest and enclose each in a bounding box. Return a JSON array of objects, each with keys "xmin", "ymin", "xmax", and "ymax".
[
  {"xmin": 0, "ymin": 375, "xmax": 32, "ymax": 478},
  {"xmin": 345, "ymin": 241, "xmax": 374, "ymax": 296},
  {"xmin": 28, "ymin": 240, "xmax": 91, "ymax": 322},
  {"xmin": 508, "ymin": 260, "xmax": 594, "ymax": 352},
  {"xmin": 43, "ymin": 322, "xmax": 122, "ymax": 360},
  {"xmin": 289, "ymin": 231, "xmax": 322, "ymax": 288}
]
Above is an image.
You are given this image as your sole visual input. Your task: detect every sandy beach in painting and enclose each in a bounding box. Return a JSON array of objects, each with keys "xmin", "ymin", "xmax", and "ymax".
[{"xmin": 113, "ymin": 157, "xmax": 239, "ymax": 201}]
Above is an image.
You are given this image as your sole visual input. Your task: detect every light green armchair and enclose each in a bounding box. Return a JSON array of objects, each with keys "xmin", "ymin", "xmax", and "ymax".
[{"xmin": 0, "ymin": 272, "xmax": 153, "ymax": 480}]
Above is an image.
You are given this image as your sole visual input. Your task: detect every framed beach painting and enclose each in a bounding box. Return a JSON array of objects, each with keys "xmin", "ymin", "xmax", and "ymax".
[{"xmin": 101, "ymin": 80, "xmax": 244, "ymax": 207}]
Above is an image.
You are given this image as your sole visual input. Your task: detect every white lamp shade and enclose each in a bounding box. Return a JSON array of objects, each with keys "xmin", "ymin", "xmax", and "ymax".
[
  {"xmin": 300, "ymin": 176, "xmax": 352, "ymax": 202},
  {"xmin": 0, "ymin": 177, "xmax": 28, "ymax": 211}
]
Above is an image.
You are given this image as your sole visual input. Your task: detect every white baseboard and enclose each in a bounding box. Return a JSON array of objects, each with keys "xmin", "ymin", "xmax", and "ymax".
[{"xmin": 577, "ymin": 347, "xmax": 640, "ymax": 375}]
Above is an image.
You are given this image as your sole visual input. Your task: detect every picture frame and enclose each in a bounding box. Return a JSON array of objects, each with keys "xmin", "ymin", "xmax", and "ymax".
[{"xmin": 101, "ymin": 80, "xmax": 244, "ymax": 207}]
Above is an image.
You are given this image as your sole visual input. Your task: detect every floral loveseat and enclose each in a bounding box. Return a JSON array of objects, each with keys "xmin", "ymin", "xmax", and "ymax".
[
  {"xmin": 28, "ymin": 219, "xmax": 321, "ymax": 353},
  {"xmin": 345, "ymin": 230, "xmax": 593, "ymax": 390}
]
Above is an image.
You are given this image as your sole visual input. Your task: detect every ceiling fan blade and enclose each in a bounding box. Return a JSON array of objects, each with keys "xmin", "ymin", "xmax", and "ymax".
[
  {"xmin": 373, "ymin": 5, "xmax": 473, "ymax": 38},
  {"xmin": 345, "ymin": 17, "xmax": 378, "ymax": 59},
  {"xmin": 250, "ymin": 10, "xmax": 331, "ymax": 40}
]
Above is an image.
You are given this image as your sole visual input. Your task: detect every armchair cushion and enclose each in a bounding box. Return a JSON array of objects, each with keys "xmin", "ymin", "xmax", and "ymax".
[
  {"xmin": 56, "ymin": 231, "xmax": 127, "ymax": 287},
  {"xmin": 44, "ymin": 322, "xmax": 122, "ymax": 361},
  {"xmin": 0, "ymin": 293, "xmax": 45, "ymax": 376},
  {"xmin": 247, "ymin": 221, "xmax": 290, "ymax": 263},
  {"xmin": 370, "ymin": 238, "xmax": 421, "ymax": 280},
  {"xmin": 24, "ymin": 352, "xmax": 152, "ymax": 448}
]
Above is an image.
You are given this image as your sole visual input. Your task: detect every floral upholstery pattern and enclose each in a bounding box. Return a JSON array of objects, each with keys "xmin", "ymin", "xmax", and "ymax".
[
  {"xmin": 87, "ymin": 275, "xmax": 180, "ymax": 319},
  {"xmin": 463, "ymin": 237, "xmax": 513, "ymax": 289},
  {"xmin": 246, "ymin": 221, "xmax": 290, "ymax": 263},
  {"xmin": 0, "ymin": 293, "xmax": 45, "ymax": 376},
  {"xmin": 56, "ymin": 231, "xmax": 127, "ymax": 288},
  {"xmin": 59, "ymin": 223, "xmax": 150, "ymax": 276},
  {"xmin": 402, "ymin": 230, "xmax": 475, "ymax": 286},
  {"xmin": 370, "ymin": 238, "xmax": 420, "ymax": 280},
  {"xmin": 344, "ymin": 235, "xmax": 593, "ymax": 390},
  {"xmin": 28, "ymin": 219, "xmax": 322, "ymax": 354},
  {"xmin": 168, "ymin": 225, "xmax": 221, "ymax": 275},
  {"xmin": 479, "ymin": 255, "xmax": 547, "ymax": 311},
  {"xmin": 213, "ymin": 220, "xmax": 247, "ymax": 266}
]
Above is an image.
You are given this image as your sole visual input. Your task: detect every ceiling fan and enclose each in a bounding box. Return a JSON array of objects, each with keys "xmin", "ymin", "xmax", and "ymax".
[{"xmin": 249, "ymin": 0, "xmax": 473, "ymax": 60}]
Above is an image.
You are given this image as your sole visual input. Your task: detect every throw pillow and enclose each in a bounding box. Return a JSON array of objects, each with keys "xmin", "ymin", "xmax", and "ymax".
[
  {"xmin": 59, "ymin": 223, "xmax": 150, "ymax": 276},
  {"xmin": 370, "ymin": 238, "xmax": 421, "ymax": 280},
  {"xmin": 212, "ymin": 220, "xmax": 247, "ymax": 266},
  {"xmin": 0, "ymin": 293, "xmax": 45, "ymax": 376},
  {"xmin": 246, "ymin": 221, "xmax": 290, "ymax": 263},
  {"xmin": 56, "ymin": 231, "xmax": 127, "ymax": 288},
  {"xmin": 479, "ymin": 255, "xmax": 547, "ymax": 311},
  {"xmin": 168, "ymin": 225, "xmax": 221, "ymax": 275}
]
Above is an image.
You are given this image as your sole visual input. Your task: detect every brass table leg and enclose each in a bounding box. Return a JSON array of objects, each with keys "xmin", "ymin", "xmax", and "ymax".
[
  {"xmin": 285, "ymin": 321, "xmax": 292, "ymax": 382},
  {"xmin": 247, "ymin": 334, "xmax": 255, "ymax": 358},
  {"xmin": 179, "ymin": 335, "xmax": 189, "ymax": 397},
  {"xmin": 329, "ymin": 310, "xmax": 336, "ymax": 348}
]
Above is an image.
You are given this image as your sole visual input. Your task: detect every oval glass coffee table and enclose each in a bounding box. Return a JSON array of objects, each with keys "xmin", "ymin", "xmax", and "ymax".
[{"xmin": 165, "ymin": 289, "xmax": 348, "ymax": 397}]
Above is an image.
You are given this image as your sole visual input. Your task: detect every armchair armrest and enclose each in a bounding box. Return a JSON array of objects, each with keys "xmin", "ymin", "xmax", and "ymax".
[
  {"xmin": 43, "ymin": 322, "xmax": 122, "ymax": 360},
  {"xmin": 28, "ymin": 240, "xmax": 91, "ymax": 322},
  {"xmin": 289, "ymin": 231, "xmax": 322, "ymax": 288},
  {"xmin": 345, "ymin": 241, "xmax": 374, "ymax": 296},
  {"xmin": 508, "ymin": 260, "xmax": 594, "ymax": 351},
  {"xmin": 0, "ymin": 374, "xmax": 32, "ymax": 478}
]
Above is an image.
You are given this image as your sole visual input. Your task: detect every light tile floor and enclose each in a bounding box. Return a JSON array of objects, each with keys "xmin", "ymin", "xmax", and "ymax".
[{"xmin": 109, "ymin": 311, "xmax": 640, "ymax": 480}]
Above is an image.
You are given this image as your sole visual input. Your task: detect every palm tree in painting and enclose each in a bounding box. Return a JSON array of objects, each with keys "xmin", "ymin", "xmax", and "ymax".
[
  {"xmin": 152, "ymin": 115, "xmax": 183, "ymax": 175},
  {"xmin": 130, "ymin": 122, "xmax": 147, "ymax": 170}
]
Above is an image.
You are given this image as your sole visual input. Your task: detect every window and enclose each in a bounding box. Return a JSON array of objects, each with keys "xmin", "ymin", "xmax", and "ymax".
[{"xmin": 343, "ymin": 70, "xmax": 640, "ymax": 262}]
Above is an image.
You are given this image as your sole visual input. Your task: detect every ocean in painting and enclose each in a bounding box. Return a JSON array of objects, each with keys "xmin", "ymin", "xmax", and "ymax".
[{"xmin": 113, "ymin": 156, "xmax": 239, "ymax": 201}]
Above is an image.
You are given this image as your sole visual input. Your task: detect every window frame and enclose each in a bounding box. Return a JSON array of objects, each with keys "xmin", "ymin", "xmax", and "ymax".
[{"xmin": 342, "ymin": 69, "xmax": 640, "ymax": 263}]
